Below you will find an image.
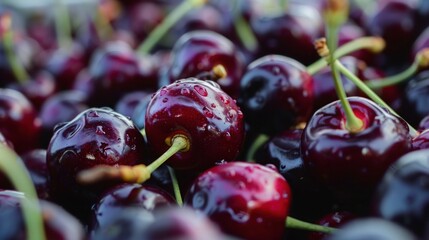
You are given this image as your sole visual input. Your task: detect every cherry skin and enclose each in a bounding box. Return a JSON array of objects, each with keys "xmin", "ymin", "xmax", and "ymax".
[
  {"xmin": 39, "ymin": 90, "xmax": 89, "ymax": 148},
  {"xmin": 20, "ymin": 149, "xmax": 50, "ymax": 200},
  {"xmin": 114, "ymin": 90, "xmax": 153, "ymax": 119},
  {"xmin": 372, "ymin": 149, "xmax": 429, "ymax": 238},
  {"xmin": 400, "ymin": 70, "xmax": 429, "ymax": 128},
  {"xmin": 184, "ymin": 161, "xmax": 291, "ymax": 240},
  {"xmin": 326, "ymin": 218, "xmax": 417, "ymax": 240},
  {"xmin": 86, "ymin": 40, "xmax": 159, "ymax": 107},
  {"xmin": 301, "ymin": 97, "xmax": 412, "ymax": 204},
  {"xmin": 162, "ymin": 30, "xmax": 245, "ymax": 98},
  {"xmin": 308, "ymin": 211, "xmax": 356, "ymax": 240},
  {"xmin": 145, "ymin": 78, "xmax": 244, "ymax": 171},
  {"xmin": 0, "ymin": 88, "xmax": 41, "ymax": 154},
  {"xmin": 238, "ymin": 55, "xmax": 314, "ymax": 135},
  {"xmin": 250, "ymin": 3, "xmax": 323, "ymax": 65},
  {"xmin": 46, "ymin": 107, "xmax": 147, "ymax": 216},
  {"xmin": 0, "ymin": 190, "xmax": 85, "ymax": 240},
  {"xmin": 90, "ymin": 183, "xmax": 176, "ymax": 235}
]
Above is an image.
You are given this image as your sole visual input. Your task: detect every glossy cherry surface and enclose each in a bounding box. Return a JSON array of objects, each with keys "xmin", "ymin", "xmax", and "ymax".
[
  {"xmin": 47, "ymin": 107, "xmax": 147, "ymax": 213},
  {"xmin": 400, "ymin": 70, "xmax": 429, "ymax": 128},
  {"xmin": 372, "ymin": 149, "xmax": 429, "ymax": 238},
  {"xmin": 20, "ymin": 149, "xmax": 50, "ymax": 200},
  {"xmin": 238, "ymin": 55, "xmax": 314, "ymax": 134},
  {"xmin": 301, "ymin": 97, "xmax": 412, "ymax": 200},
  {"xmin": 185, "ymin": 161, "xmax": 291, "ymax": 240},
  {"xmin": 145, "ymin": 78, "xmax": 244, "ymax": 171},
  {"xmin": 90, "ymin": 183, "xmax": 175, "ymax": 235},
  {"xmin": 163, "ymin": 30, "xmax": 245, "ymax": 98},
  {"xmin": 308, "ymin": 211, "xmax": 356, "ymax": 240},
  {"xmin": 0, "ymin": 88, "xmax": 41, "ymax": 154}
]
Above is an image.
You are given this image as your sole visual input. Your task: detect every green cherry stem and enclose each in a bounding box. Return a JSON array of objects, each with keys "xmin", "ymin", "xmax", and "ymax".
[
  {"xmin": 307, "ymin": 36, "xmax": 385, "ymax": 75},
  {"xmin": 233, "ymin": 1, "xmax": 258, "ymax": 52},
  {"xmin": 246, "ymin": 134, "xmax": 269, "ymax": 163},
  {"xmin": 279, "ymin": 0, "xmax": 288, "ymax": 11},
  {"xmin": 0, "ymin": 144, "xmax": 46, "ymax": 240},
  {"xmin": 137, "ymin": 0, "xmax": 207, "ymax": 55},
  {"xmin": 77, "ymin": 135, "xmax": 190, "ymax": 184},
  {"xmin": 365, "ymin": 48, "xmax": 429, "ymax": 89},
  {"xmin": 54, "ymin": 0, "xmax": 72, "ymax": 50},
  {"xmin": 333, "ymin": 58, "xmax": 418, "ymax": 136},
  {"xmin": 1, "ymin": 14, "xmax": 29, "ymax": 84},
  {"xmin": 93, "ymin": 1, "xmax": 115, "ymax": 42},
  {"xmin": 286, "ymin": 216, "xmax": 337, "ymax": 234},
  {"xmin": 168, "ymin": 166, "xmax": 183, "ymax": 206}
]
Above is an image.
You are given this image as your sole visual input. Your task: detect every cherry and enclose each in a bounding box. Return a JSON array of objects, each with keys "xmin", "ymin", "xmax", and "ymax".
[
  {"xmin": 238, "ymin": 54, "xmax": 314, "ymax": 135},
  {"xmin": 145, "ymin": 78, "xmax": 244, "ymax": 171},
  {"xmin": 162, "ymin": 30, "xmax": 245, "ymax": 98},
  {"xmin": 39, "ymin": 90, "xmax": 89, "ymax": 148},
  {"xmin": 90, "ymin": 183, "xmax": 176, "ymax": 236},
  {"xmin": 130, "ymin": 92, "xmax": 154, "ymax": 130},
  {"xmin": 185, "ymin": 161, "xmax": 291, "ymax": 240},
  {"xmin": 326, "ymin": 218, "xmax": 417, "ymax": 240},
  {"xmin": 0, "ymin": 88, "xmax": 41, "ymax": 154},
  {"xmin": 86, "ymin": 41, "xmax": 159, "ymax": 107},
  {"xmin": 400, "ymin": 70, "xmax": 429, "ymax": 127},
  {"xmin": 20, "ymin": 149, "xmax": 50, "ymax": 200},
  {"xmin": 46, "ymin": 107, "xmax": 147, "ymax": 216},
  {"xmin": 372, "ymin": 149, "xmax": 429, "ymax": 238},
  {"xmin": 0, "ymin": 190, "xmax": 85, "ymax": 240},
  {"xmin": 114, "ymin": 90, "xmax": 153, "ymax": 119},
  {"xmin": 308, "ymin": 211, "xmax": 356, "ymax": 240},
  {"xmin": 250, "ymin": 2, "xmax": 323, "ymax": 65},
  {"xmin": 301, "ymin": 97, "xmax": 412, "ymax": 205},
  {"xmin": 411, "ymin": 129, "xmax": 429, "ymax": 150}
]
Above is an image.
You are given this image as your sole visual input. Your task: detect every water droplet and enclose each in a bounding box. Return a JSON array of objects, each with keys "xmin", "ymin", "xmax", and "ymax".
[
  {"xmin": 203, "ymin": 107, "xmax": 214, "ymax": 118},
  {"xmin": 211, "ymin": 103, "xmax": 216, "ymax": 108},
  {"xmin": 159, "ymin": 88, "xmax": 168, "ymax": 96},
  {"xmin": 192, "ymin": 191, "xmax": 208, "ymax": 209},
  {"xmin": 287, "ymin": 98, "xmax": 295, "ymax": 107},
  {"xmin": 87, "ymin": 110, "xmax": 99, "ymax": 118},
  {"xmin": 181, "ymin": 88, "xmax": 191, "ymax": 95},
  {"xmin": 361, "ymin": 147, "xmax": 369, "ymax": 156},
  {"xmin": 220, "ymin": 95, "xmax": 230, "ymax": 104},
  {"xmin": 223, "ymin": 132, "xmax": 231, "ymax": 141},
  {"xmin": 96, "ymin": 125, "xmax": 105, "ymax": 135},
  {"xmin": 237, "ymin": 110, "xmax": 244, "ymax": 119},
  {"xmin": 162, "ymin": 98, "xmax": 168, "ymax": 103},
  {"xmin": 194, "ymin": 85, "xmax": 208, "ymax": 96},
  {"xmin": 273, "ymin": 66, "xmax": 281, "ymax": 75}
]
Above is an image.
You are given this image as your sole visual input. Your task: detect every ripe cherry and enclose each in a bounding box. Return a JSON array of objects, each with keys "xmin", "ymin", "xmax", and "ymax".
[
  {"xmin": 185, "ymin": 161, "xmax": 291, "ymax": 240},
  {"xmin": 301, "ymin": 97, "xmax": 412, "ymax": 205},
  {"xmin": 238, "ymin": 54, "xmax": 314, "ymax": 135}
]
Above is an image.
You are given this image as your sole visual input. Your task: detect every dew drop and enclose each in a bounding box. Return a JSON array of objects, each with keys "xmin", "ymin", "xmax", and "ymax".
[
  {"xmin": 159, "ymin": 88, "xmax": 168, "ymax": 96},
  {"xmin": 203, "ymin": 107, "xmax": 214, "ymax": 118},
  {"xmin": 181, "ymin": 88, "xmax": 191, "ymax": 95},
  {"xmin": 223, "ymin": 131, "xmax": 231, "ymax": 141},
  {"xmin": 95, "ymin": 125, "xmax": 105, "ymax": 135},
  {"xmin": 220, "ymin": 95, "xmax": 230, "ymax": 104},
  {"xmin": 162, "ymin": 98, "xmax": 168, "ymax": 103},
  {"xmin": 273, "ymin": 66, "xmax": 281, "ymax": 75},
  {"xmin": 87, "ymin": 110, "xmax": 99, "ymax": 118},
  {"xmin": 211, "ymin": 103, "xmax": 216, "ymax": 108},
  {"xmin": 194, "ymin": 85, "xmax": 208, "ymax": 96},
  {"xmin": 361, "ymin": 147, "xmax": 369, "ymax": 156}
]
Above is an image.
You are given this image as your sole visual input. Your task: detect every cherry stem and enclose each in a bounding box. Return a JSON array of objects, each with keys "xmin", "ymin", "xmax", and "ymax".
[
  {"xmin": 334, "ymin": 59, "xmax": 418, "ymax": 137},
  {"xmin": 246, "ymin": 134, "xmax": 269, "ymax": 163},
  {"xmin": 0, "ymin": 145, "xmax": 46, "ymax": 240},
  {"xmin": 365, "ymin": 48, "xmax": 429, "ymax": 89},
  {"xmin": 137, "ymin": 0, "xmax": 207, "ymax": 55},
  {"xmin": 168, "ymin": 166, "xmax": 183, "ymax": 206},
  {"xmin": 1, "ymin": 14, "xmax": 29, "ymax": 84},
  {"xmin": 233, "ymin": 1, "xmax": 258, "ymax": 52},
  {"xmin": 54, "ymin": 0, "xmax": 72, "ymax": 50},
  {"xmin": 280, "ymin": 0, "xmax": 288, "ymax": 11},
  {"xmin": 93, "ymin": 1, "xmax": 115, "ymax": 42},
  {"xmin": 77, "ymin": 135, "xmax": 190, "ymax": 184},
  {"xmin": 307, "ymin": 36, "xmax": 385, "ymax": 75},
  {"xmin": 286, "ymin": 216, "xmax": 337, "ymax": 234}
]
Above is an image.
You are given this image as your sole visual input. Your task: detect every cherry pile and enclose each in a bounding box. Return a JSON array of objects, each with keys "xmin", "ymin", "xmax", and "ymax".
[{"xmin": 1, "ymin": 0, "xmax": 429, "ymax": 239}]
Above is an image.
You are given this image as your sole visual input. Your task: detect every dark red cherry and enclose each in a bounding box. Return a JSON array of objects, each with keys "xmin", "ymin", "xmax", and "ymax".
[
  {"xmin": 0, "ymin": 190, "xmax": 85, "ymax": 240},
  {"xmin": 39, "ymin": 90, "xmax": 89, "ymax": 148},
  {"xmin": 326, "ymin": 218, "xmax": 417, "ymax": 240},
  {"xmin": 47, "ymin": 107, "xmax": 147, "ymax": 215},
  {"xmin": 86, "ymin": 41, "xmax": 159, "ymax": 107},
  {"xmin": 372, "ymin": 149, "xmax": 429, "ymax": 238},
  {"xmin": 251, "ymin": 3, "xmax": 323, "ymax": 65},
  {"xmin": 185, "ymin": 161, "xmax": 291, "ymax": 240},
  {"xmin": 44, "ymin": 43, "xmax": 87, "ymax": 90},
  {"xmin": 238, "ymin": 55, "xmax": 314, "ymax": 135},
  {"xmin": 0, "ymin": 88, "xmax": 41, "ymax": 154},
  {"xmin": 400, "ymin": 70, "xmax": 429, "ymax": 127},
  {"xmin": 145, "ymin": 78, "xmax": 244, "ymax": 171},
  {"xmin": 20, "ymin": 149, "xmax": 50, "ymax": 200},
  {"xmin": 412, "ymin": 129, "xmax": 429, "ymax": 150},
  {"xmin": 7, "ymin": 71, "xmax": 56, "ymax": 111},
  {"xmin": 365, "ymin": 0, "xmax": 418, "ymax": 68},
  {"xmin": 130, "ymin": 92, "xmax": 154, "ymax": 130},
  {"xmin": 301, "ymin": 97, "xmax": 412, "ymax": 204},
  {"xmin": 308, "ymin": 211, "xmax": 356, "ymax": 240},
  {"xmin": 163, "ymin": 30, "xmax": 245, "ymax": 98},
  {"xmin": 254, "ymin": 129, "xmax": 335, "ymax": 220},
  {"xmin": 90, "ymin": 183, "xmax": 176, "ymax": 235},
  {"xmin": 114, "ymin": 90, "xmax": 152, "ymax": 119}
]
